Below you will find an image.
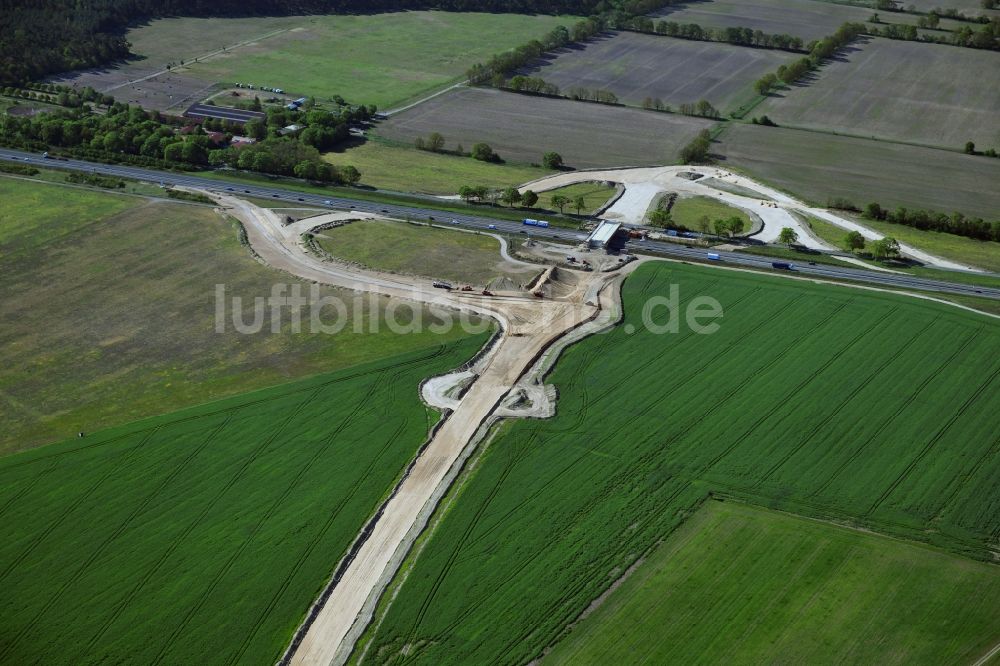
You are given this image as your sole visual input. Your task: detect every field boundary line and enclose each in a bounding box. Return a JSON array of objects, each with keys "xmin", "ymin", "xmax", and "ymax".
[
  {"xmin": 972, "ymin": 640, "xmax": 1000, "ymax": 666},
  {"xmin": 155, "ymin": 372, "xmax": 393, "ymax": 664},
  {"xmin": 0, "ymin": 425, "xmax": 158, "ymax": 587},
  {"xmin": 102, "ymin": 27, "xmax": 295, "ymax": 94},
  {"xmin": 1, "ymin": 411, "xmax": 238, "ymax": 659},
  {"xmin": 80, "ymin": 388, "xmax": 324, "ymax": 657}
]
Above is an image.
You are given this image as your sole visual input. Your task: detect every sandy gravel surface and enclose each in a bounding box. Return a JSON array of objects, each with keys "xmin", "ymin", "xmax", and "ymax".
[{"xmin": 521, "ymin": 166, "xmax": 979, "ymax": 271}]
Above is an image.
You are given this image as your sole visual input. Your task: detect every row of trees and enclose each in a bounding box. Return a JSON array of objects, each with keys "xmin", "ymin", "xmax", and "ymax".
[
  {"xmin": 864, "ymin": 203, "xmax": 1000, "ymax": 242},
  {"xmin": 466, "ymin": 19, "xmax": 604, "ymax": 85},
  {"xmin": 413, "ymin": 132, "xmax": 502, "ymax": 163},
  {"xmin": 679, "ymin": 130, "xmax": 713, "ymax": 165},
  {"xmin": 870, "ymin": 19, "xmax": 999, "ymax": 50},
  {"xmin": 752, "ymin": 22, "xmax": 867, "ymax": 95},
  {"xmin": 626, "ymin": 18, "xmax": 806, "ymax": 52}
]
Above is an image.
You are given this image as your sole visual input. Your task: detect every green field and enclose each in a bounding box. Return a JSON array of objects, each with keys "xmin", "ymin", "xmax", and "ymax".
[
  {"xmin": 324, "ymin": 141, "xmax": 551, "ymax": 195},
  {"xmin": 667, "ymin": 194, "xmax": 752, "ymax": 230},
  {"xmin": 315, "ymin": 219, "xmax": 537, "ymax": 286},
  {"xmin": 719, "ymin": 123, "xmax": 1000, "ymax": 220},
  {"xmin": 131, "ymin": 12, "xmax": 576, "ymax": 108},
  {"xmin": 0, "ymin": 335, "xmax": 488, "ymax": 665},
  {"xmin": 547, "ymin": 500, "xmax": 1000, "ymax": 665},
  {"xmin": 796, "ymin": 212, "xmax": 1000, "ymax": 275},
  {"xmin": 353, "ymin": 261, "xmax": 1000, "ymax": 665},
  {"xmin": 0, "ymin": 177, "xmax": 477, "ymax": 454},
  {"xmin": 537, "ymin": 182, "xmax": 617, "ymax": 215},
  {"xmin": 847, "ymin": 215, "xmax": 1000, "ymax": 273}
]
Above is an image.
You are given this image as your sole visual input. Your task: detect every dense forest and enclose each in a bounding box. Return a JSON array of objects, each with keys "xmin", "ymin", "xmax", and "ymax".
[{"xmin": 0, "ymin": 0, "xmax": 644, "ymax": 86}]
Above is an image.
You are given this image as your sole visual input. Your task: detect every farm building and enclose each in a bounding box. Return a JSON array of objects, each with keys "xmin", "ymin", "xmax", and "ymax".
[{"xmin": 586, "ymin": 220, "xmax": 623, "ymax": 249}]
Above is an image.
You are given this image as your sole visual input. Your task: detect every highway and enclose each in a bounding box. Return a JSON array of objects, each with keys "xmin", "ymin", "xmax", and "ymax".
[{"xmin": 3, "ymin": 147, "xmax": 998, "ymax": 301}]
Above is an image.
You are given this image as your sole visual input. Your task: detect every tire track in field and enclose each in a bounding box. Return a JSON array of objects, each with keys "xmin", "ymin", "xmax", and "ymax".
[
  {"xmin": 463, "ymin": 293, "xmax": 807, "ymax": 553},
  {"xmin": 751, "ymin": 316, "xmax": 939, "ymax": 489},
  {"xmin": 0, "ymin": 426, "xmax": 161, "ymax": 586},
  {"xmin": 928, "ymin": 434, "xmax": 1000, "ymax": 526},
  {"xmin": 0, "ymin": 456, "xmax": 59, "ymax": 522},
  {"xmin": 490, "ymin": 481, "xmax": 700, "ymax": 664},
  {"xmin": 0, "ymin": 411, "xmax": 239, "ymax": 661},
  {"xmin": 809, "ymin": 326, "xmax": 984, "ymax": 498},
  {"xmin": 540, "ymin": 284, "xmax": 758, "ymax": 438},
  {"xmin": 382, "ymin": 296, "xmax": 841, "ymax": 662},
  {"xmin": 701, "ymin": 303, "xmax": 890, "ymax": 472},
  {"xmin": 866, "ymin": 361, "xmax": 1000, "ymax": 516},
  {"xmin": 80, "ymin": 388, "xmax": 324, "ymax": 658},
  {"xmin": 227, "ymin": 406, "xmax": 414, "ymax": 666},
  {"xmin": 150, "ymin": 375, "xmax": 392, "ymax": 665},
  {"xmin": 404, "ymin": 436, "xmax": 525, "ymax": 646},
  {"xmin": 0, "ymin": 345, "xmax": 450, "ymax": 473}
]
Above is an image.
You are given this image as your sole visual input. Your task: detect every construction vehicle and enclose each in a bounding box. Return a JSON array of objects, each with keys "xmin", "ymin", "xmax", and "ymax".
[
  {"xmin": 460, "ymin": 285, "xmax": 473, "ymax": 292},
  {"xmin": 481, "ymin": 289, "xmax": 494, "ymax": 296}
]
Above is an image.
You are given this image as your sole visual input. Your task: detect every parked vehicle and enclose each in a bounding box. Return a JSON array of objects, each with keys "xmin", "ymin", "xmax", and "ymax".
[{"xmin": 433, "ymin": 281, "xmax": 452, "ymax": 289}]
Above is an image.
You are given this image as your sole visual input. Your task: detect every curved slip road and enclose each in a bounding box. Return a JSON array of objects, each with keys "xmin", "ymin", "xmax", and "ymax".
[{"xmin": 520, "ymin": 165, "xmax": 986, "ymax": 270}]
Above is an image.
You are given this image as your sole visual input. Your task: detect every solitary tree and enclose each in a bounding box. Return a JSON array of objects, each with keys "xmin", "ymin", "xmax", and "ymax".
[
  {"xmin": 550, "ymin": 194, "xmax": 571, "ymax": 214},
  {"xmin": 458, "ymin": 185, "xmax": 476, "ymax": 204},
  {"xmin": 427, "ymin": 132, "xmax": 446, "ymax": 152},
  {"xmin": 648, "ymin": 209, "xmax": 671, "ymax": 227},
  {"xmin": 542, "ymin": 152, "xmax": 564, "ymax": 169},
  {"xmin": 870, "ymin": 236, "xmax": 900, "ymax": 260},
  {"xmin": 573, "ymin": 195, "xmax": 586, "ymax": 215},
  {"xmin": 778, "ymin": 227, "xmax": 798, "ymax": 245},
  {"xmin": 471, "ymin": 143, "xmax": 496, "ymax": 162},
  {"xmin": 965, "ymin": 140, "xmax": 976, "ymax": 154},
  {"xmin": 521, "ymin": 190, "xmax": 539, "ymax": 208},
  {"xmin": 697, "ymin": 215, "xmax": 711, "ymax": 235},
  {"xmin": 843, "ymin": 230, "xmax": 865, "ymax": 252},
  {"xmin": 341, "ymin": 165, "xmax": 361, "ymax": 186},
  {"xmin": 500, "ymin": 187, "xmax": 522, "ymax": 208}
]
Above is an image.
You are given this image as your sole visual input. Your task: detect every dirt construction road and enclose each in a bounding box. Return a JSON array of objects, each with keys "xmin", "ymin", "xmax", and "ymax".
[{"xmin": 202, "ymin": 192, "xmax": 625, "ymax": 666}]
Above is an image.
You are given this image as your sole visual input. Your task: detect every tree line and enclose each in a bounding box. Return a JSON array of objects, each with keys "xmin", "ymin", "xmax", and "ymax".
[
  {"xmin": 624, "ymin": 18, "xmax": 806, "ymax": 52},
  {"xmin": 752, "ymin": 23, "xmax": 867, "ymax": 96},
  {"xmin": 0, "ymin": 96, "xmax": 366, "ymax": 185},
  {"xmin": 0, "ymin": 0, "xmax": 622, "ymax": 87},
  {"xmin": 863, "ymin": 203, "xmax": 1000, "ymax": 242},
  {"xmin": 869, "ymin": 18, "xmax": 999, "ymax": 50}
]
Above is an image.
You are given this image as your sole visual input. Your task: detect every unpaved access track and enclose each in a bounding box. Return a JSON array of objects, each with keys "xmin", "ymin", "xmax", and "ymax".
[
  {"xmin": 200, "ymin": 191, "xmax": 627, "ymax": 666},
  {"xmin": 520, "ymin": 165, "xmax": 980, "ymax": 271}
]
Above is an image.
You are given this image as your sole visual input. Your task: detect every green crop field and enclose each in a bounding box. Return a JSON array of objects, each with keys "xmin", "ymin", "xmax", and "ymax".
[
  {"xmin": 352, "ymin": 261, "xmax": 1000, "ymax": 665},
  {"xmin": 718, "ymin": 123, "xmax": 1000, "ymax": 221},
  {"xmin": 758, "ymin": 38, "xmax": 1000, "ymax": 150},
  {"xmin": 0, "ymin": 334, "xmax": 489, "ymax": 665},
  {"xmin": 0, "ymin": 177, "xmax": 478, "ymax": 454},
  {"xmin": 668, "ymin": 194, "xmax": 751, "ymax": 230},
  {"xmin": 324, "ymin": 141, "xmax": 551, "ymax": 195},
  {"xmin": 128, "ymin": 12, "xmax": 577, "ymax": 108},
  {"xmin": 547, "ymin": 501, "xmax": 1000, "ymax": 665},
  {"xmin": 315, "ymin": 219, "xmax": 538, "ymax": 286}
]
